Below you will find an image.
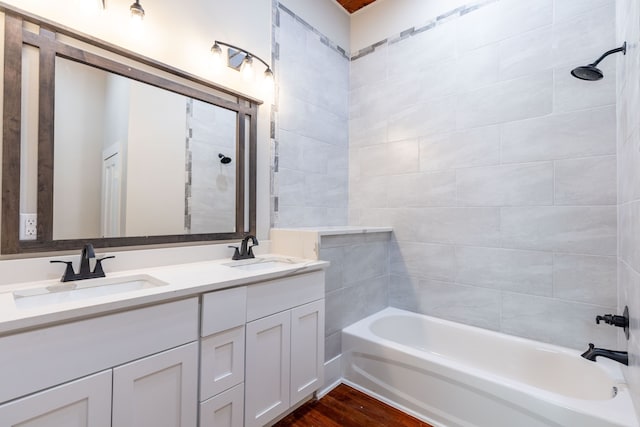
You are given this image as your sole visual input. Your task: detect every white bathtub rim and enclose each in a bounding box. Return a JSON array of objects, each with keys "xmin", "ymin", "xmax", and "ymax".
[
  {"xmin": 342, "ymin": 307, "xmax": 638, "ymax": 427},
  {"xmin": 344, "ymin": 306, "xmax": 626, "ymax": 383},
  {"xmin": 342, "ymin": 307, "xmax": 626, "ymax": 385}
]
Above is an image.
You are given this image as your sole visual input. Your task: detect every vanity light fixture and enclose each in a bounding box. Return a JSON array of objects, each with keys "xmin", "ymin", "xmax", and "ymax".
[
  {"xmin": 129, "ymin": 0, "xmax": 145, "ymax": 22},
  {"xmin": 210, "ymin": 40, "xmax": 274, "ymax": 84}
]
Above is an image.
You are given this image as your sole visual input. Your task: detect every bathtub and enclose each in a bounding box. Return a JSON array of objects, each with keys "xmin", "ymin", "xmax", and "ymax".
[{"xmin": 342, "ymin": 307, "xmax": 638, "ymax": 427}]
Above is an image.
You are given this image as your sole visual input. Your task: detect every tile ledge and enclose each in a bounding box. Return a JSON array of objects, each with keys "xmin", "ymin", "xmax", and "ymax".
[{"xmin": 271, "ymin": 226, "xmax": 393, "ymax": 236}]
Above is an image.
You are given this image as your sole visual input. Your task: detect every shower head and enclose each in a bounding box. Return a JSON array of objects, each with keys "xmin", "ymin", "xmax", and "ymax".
[
  {"xmin": 218, "ymin": 153, "xmax": 232, "ymax": 164},
  {"xmin": 571, "ymin": 42, "xmax": 627, "ymax": 81},
  {"xmin": 571, "ymin": 65, "xmax": 604, "ymax": 81}
]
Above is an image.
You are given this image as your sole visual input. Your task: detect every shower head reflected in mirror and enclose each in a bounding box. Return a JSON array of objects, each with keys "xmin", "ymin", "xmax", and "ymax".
[
  {"xmin": 218, "ymin": 153, "xmax": 232, "ymax": 164},
  {"xmin": 571, "ymin": 42, "xmax": 627, "ymax": 81}
]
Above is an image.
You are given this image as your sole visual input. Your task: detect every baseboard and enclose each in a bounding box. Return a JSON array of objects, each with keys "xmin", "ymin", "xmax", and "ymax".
[{"xmin": 318, "ymin": 354, "xmax": 342, "ymax": 397}]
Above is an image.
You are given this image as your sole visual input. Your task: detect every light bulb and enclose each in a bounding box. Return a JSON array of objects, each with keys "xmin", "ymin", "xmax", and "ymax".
[
  {"xmin": 130, "ymin": 0, "xmax": 145, "ymax": 23},
  {"xmin": 211, "ymin": 43, "xmax": 223, "ymax": 71},
  {"xmin": 240, "ymin": 55, "xmax": 254, "ymax": 81},
  {"xmin": 263, "ymin": 68, "xmax": 274, "ymax": 90}
]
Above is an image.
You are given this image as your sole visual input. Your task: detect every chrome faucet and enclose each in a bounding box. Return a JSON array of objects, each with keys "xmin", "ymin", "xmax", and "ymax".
[
  {"xmin": 50, "ymin": 243, "xmax": 115, "ymax": 282},
  {"xmin": 229, "ymin": 235, "xmax": 259, "ymax": 260},
  {"xmin": 581, "ymin": 343, "xmax": 628, "ymax": 366}
]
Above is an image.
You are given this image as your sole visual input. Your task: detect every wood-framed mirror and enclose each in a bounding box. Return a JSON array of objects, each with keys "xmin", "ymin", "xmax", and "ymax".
[{"xmin": 1, "ymin": 8, "xmax": 259, "ymax": 254}]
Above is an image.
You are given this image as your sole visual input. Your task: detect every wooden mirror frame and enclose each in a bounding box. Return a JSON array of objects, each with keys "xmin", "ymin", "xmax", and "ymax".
[{"xmin": 1, "ymin": 7, "xmax": 259, "ymax": 254}]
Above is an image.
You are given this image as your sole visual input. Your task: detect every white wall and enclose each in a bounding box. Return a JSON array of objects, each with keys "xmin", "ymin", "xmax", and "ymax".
[{"xmin": 350, "ymin": 0, "xmax": 467, "ymax": 52}]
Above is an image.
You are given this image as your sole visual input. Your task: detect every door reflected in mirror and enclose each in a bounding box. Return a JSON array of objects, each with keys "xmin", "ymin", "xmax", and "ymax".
[{"xmin": 49, "ymin": 57, "xmax": 237, "ymax": 240}]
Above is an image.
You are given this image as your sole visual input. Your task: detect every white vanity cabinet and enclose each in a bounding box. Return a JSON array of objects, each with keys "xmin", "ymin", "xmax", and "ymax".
[
  {"xmin": 244, "ymin": 271, "xmax": 325, "ymax": 427},
  {"xmin": 0, "ymin": 298, "xmax": 199, "ymax": 427},
  {"xmin": 199, "ymin": 286, "xmax": 247, "ymax": 427}
]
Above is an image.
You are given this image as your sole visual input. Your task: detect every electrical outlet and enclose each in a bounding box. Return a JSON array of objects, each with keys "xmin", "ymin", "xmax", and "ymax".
[{"xmin": 19, "ymin": 213, "xmax": 37, "ymax": 241}]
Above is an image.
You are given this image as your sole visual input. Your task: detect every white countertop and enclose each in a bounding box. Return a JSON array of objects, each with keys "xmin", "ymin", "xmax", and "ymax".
[{"xmin": 0, "ymin": 255, "xmax": 328, "ymax": 336}]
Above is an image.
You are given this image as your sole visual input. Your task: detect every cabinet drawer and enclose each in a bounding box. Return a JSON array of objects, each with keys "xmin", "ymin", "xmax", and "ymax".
[
  {"xmin": 200, "ymin": 326, "xmax": 245, "ymax": 401},
  {"xmin": 201, "ymin": 286, "xmax": 247, "ymax": 337},
  {"xmin": 246, "ymin": 271, "xmax": 324, "ymax": 322},
  {"xmin": 0, "ymin": 297, "xmax": 198, "ymax": 404},
  {"xmin": 199, "ymin": 383, "xmax": 244, "ymax": 427}
]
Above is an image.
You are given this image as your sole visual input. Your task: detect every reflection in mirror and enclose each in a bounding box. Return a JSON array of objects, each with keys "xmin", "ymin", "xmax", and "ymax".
[{"xmin": 49, "ymin": 57, "xmax": 237, "ymax": 240}]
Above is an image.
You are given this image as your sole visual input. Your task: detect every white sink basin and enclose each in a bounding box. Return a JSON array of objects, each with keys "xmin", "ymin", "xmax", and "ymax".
[
  {"xmin": 223, "ymin": 257, "xmax": 302, "ymax": 272},
  {"xmin": 13, "ymin": 274, "xmax": 168, "ymax": 310}
]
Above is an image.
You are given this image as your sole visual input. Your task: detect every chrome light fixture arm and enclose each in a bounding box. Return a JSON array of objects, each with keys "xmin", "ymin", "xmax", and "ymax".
[{"xmin": 211, "ymin": 40, "xmax": 273, "ymax": 75}]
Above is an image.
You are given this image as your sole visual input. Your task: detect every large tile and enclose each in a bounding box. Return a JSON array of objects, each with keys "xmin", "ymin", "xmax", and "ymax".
[
  {"xmin": 455, "ymin": 246, "xmax": 553, "ymax": 296},
  {"xmin": 554, "ymin": 0, "xmax": 614, "ymax": 23},
  {"xmin": 500, "ymin": 106, "xmax": 616, "ymax": 163},
  {"xmin": 501, "ymin": 206, "xmax": 617, "ymax": 255},
  {"xmin": 501, "ymin": 293, "xmax": 616, "ymax": 349},
  {"xmin": 619, "ymin": 201, "xmax": 640, "ymax": 272},
  {"xmin": 342, "ymin": 276, "xmax": 389, "ymax": 327},
  {"xmin": 388, "ymin": 274, "xmax": 420, "ymax": 312},
  {"xmin": 350, "ymin": 176, "xmax": 388, "ymax": 209},
  {"xmin": 342, "ymin": 241, "xmax": 389, "ymax": 286},
  {"xmin": 456, "ymin": 44, "xmax": 500, "ymax": 92},
  {"xmin": 619, "ymin": 128, "xmax": 640, "ymax": 204},
  {"xmin": 359, "ymin": 144, "xmax": 389, "ymax": 177},
  {"xmin": 319, "ymin": 246, "xmax": 345, "ymax": 293},
  {"xmin": 403, "ymin": 207, "xmax": 501, "ymax": 247},
  {"xmin": 416, "ymin": 278, "xmax": 502, "ymax": 331},
  {"xmin": 456, "ymin": 0, "xmax": 552, "ymax": 52},
  {"xmin": 390, "ymin": 241, "xmax": 456, "ymax": 281},
  {"xmin": 387, "ymin": 139, "xmax": 420, "ymax": 175},
  {"xmin": 499, "ymin": 25, "xmax": 553, "ymax": 81},
  {"xmin": 553, "ymin": 254, "xmax": 617, "ymax": 307},
  {"xmin": 386, "ymin": 171, "xmax": 457, "ymax": 208},
  {"xmin": 388, "ymin": 95, "xmax": 457, "ymax": 142},
  {"xmin": 325, "ymin": 288, "xmax": 346, "ymax": 336},
  {"xmin": 456, "ymin": 72, "xmax": 553, "ymax": 130},
  {"xmin": 456, "ymin": 162, "xmax": 554, "ymax": 206},
  {"xmin": 554, "ymin": 156, "xmax": 616, "ymax": 205},
  {"xmin": 420, "ymin": 126, "xmax": 501, "ymax": 171}
]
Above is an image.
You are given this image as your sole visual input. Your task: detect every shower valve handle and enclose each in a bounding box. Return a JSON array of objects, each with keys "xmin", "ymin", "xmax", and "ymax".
[
  {"xmin": 596, "ymin": 314, "xmax": 627, "ymax": 328},
  {"xmin": 595, "ymin": 306, "xmax": 630, "ymax": 340}
]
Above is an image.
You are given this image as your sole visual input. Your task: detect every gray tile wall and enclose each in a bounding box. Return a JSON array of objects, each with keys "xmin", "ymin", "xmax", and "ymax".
[
  {"xmin": 272, "ymin": 5, "xmax": 349, "ymax": 227},
  {"xmin": 617, "ymin": 0, "xmax": 640, "ymax": 414},
  {"xmin": 320, "ymin": 232, "xmax": 391, "ymax": 362},
  {"xmin": 350, "ymin": 0, "xmax": 618, "ymax": 350}
]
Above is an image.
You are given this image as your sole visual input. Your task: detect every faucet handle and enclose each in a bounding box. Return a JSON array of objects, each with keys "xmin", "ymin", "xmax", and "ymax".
[
  {"xmin": 228, "ymin": 245, "xmax": 241, "ymax": 260},
  {"xmin": 93, "ymin": 256, "xmax": 115, "ymax": 277},
  {"xmin": 50, "ymin": 260, "xmax": 76, "ymax": 282}
]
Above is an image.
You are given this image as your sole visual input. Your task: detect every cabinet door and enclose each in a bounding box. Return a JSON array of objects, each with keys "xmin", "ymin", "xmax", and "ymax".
[
  {"xmin": 199, "ymin": 383, "xmax": 244, "ymax": 427},
  {"xmin": 201, "ymin": 326, "xmax": 245, "ymax": 401},
  {"xmin": 290, "ymin": 299, "xmax": 325, "ymax": 405},
  {"xmin": 245, "ymin": 311, "xmax": 291, "ymax": 427},
  {"xmin": 0, "ymin": 370, "xmax": 111, "ymax": 427},
  {"xmin": 112, "ymin": 342, "xmax": 198, "ymax": 427}
]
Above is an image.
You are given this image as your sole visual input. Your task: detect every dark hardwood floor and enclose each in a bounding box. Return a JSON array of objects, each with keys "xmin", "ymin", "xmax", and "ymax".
[{"xmin": 274, "ymin": 384, "xmax": 434, "ymax": 427}]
